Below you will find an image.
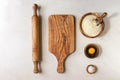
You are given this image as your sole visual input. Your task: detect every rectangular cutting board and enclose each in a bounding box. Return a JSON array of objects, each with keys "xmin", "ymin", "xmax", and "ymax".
[{"xmin": 48, "ymin": 15, "xmax": 75, "ymax": 73}]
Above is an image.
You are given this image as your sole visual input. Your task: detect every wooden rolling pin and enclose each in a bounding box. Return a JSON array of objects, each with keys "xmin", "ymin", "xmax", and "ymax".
[{"xmin": 32, "ymin": 4, "xmax": 40, "ymax": 73}]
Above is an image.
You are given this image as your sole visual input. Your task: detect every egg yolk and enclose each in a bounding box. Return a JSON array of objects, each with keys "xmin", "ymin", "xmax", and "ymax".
[{"xmin": 88, "ymin": 47, "xmax": 95, "ymax": 55}]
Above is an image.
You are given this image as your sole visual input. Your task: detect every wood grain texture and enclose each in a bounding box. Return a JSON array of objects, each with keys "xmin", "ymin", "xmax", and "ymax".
[
  {"xmin": 48, "ymin": 15, "xmax": 75, "ymax": 73},
  {"xmin": 32, "ymin": 4, "xmax": 40, "ymax": 73}
]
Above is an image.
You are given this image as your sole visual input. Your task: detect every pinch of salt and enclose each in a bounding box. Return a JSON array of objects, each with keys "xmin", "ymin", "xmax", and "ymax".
[{"xmin": 88, "ymin": 65, "xmax": 96, "ymax": 73}]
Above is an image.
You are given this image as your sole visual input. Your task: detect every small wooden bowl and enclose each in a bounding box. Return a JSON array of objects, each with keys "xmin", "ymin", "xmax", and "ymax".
[
  {"xmin": 86, "ymin": 64, "xmax": 97, "ymax": 74},
  {"xmin": 80, "ymin": 12, "xmax": 107, "ymax": 38},
  {"xmin": 84, "ymin": 44, "xmax": 99, "ymax": 58}
]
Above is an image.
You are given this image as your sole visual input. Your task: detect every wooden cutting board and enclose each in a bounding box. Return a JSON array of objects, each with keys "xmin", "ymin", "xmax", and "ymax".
[{"xmin": 48, "ymin": 15, "xmax": 75, "ymax": 73}]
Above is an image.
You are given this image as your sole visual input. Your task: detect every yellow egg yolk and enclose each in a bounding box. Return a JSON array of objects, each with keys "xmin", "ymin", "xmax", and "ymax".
[{"xmin": 88, "ymin": 47, "xmax": 95, "ymax": 55}]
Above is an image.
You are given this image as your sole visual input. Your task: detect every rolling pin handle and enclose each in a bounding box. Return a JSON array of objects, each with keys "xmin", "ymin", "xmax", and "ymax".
[
  {"xmin": 33, "ymin": 4, "xmax": 38, "ymax": 16},
  {"xmin": 33, "ymin": 61, "xmax": 39, "ymax": 73}
]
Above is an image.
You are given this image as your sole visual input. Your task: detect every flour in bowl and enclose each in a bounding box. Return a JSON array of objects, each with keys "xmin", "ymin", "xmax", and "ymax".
[{"xmin": 82, "ymin": 15, "xmax": 102, "ymax": 37}]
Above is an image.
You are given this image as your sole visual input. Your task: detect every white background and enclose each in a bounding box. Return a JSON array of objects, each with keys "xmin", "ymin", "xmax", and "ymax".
[{"xmin": 0, "ymin": 0, "xmax": 120, "ymax": 80}]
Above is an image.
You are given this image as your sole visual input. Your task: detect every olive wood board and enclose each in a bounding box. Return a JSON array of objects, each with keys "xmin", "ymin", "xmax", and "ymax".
[{"xmin": 48, "ymin": 15, "xmax": 75, "ymax": 73}]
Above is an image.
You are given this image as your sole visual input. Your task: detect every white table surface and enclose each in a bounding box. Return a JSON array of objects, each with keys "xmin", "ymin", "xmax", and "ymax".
[{"xmin": 0, "ymin": 0, "xmax": 120, "ymax": 80}]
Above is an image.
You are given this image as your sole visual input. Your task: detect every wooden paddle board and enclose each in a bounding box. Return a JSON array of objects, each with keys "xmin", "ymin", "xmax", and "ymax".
[{"xmin": 48, "ymin": 15, "xmax": 75, "ymax": 73}]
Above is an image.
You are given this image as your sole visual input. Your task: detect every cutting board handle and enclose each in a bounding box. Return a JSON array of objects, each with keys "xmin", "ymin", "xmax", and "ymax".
[
  {"xmin": 57, "ymin": 55, "xmax": 67, "ymax": 73},
  {"xmin": 57, "ymin": 60, "xmax": 64, "ymax": 73}
]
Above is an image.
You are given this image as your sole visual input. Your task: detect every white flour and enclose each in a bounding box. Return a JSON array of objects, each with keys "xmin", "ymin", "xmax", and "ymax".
[{"xmin": 82, "ymin": 15, "xmax": 102, "ymax": 37}]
